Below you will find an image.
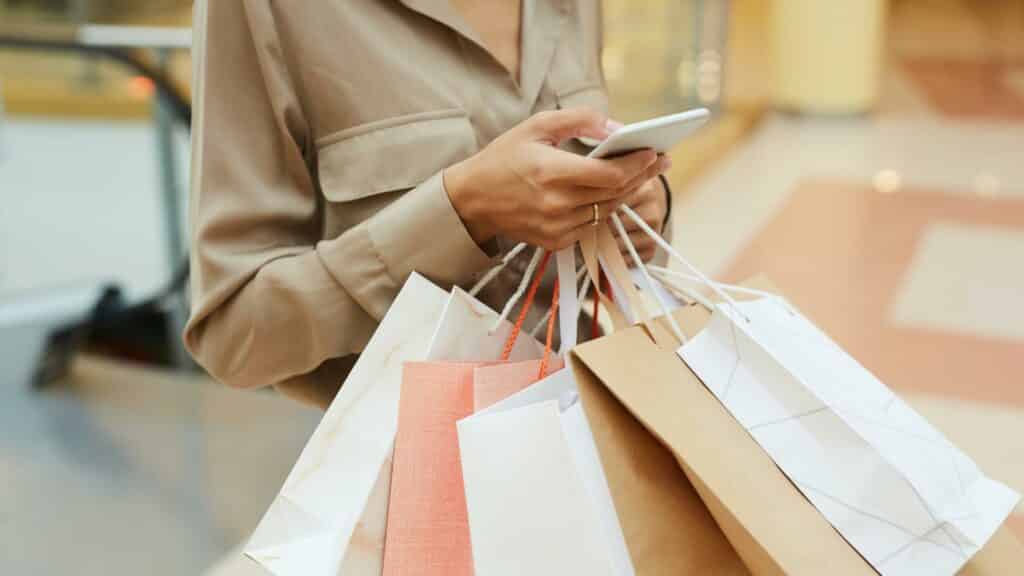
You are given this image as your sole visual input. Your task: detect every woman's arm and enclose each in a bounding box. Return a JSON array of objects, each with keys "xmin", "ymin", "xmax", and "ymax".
[
  {"xmin": 186, "ymin": 0, "xmax": 493, "ymax": 406},
  {"xmin": 186, "ymin": 1, "xmax": 670, "ymax": 407}
]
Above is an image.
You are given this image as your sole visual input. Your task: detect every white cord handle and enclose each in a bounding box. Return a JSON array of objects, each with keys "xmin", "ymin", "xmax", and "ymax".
[
  {"xmin": 489, "ymin": 246, "xmax": 544, "ymax": 333},
  {"xmin": 648, "ymin": 266, "xmax": 775, "ymax": 300},
  {"xmin": 610, "ymin": 213, "xmax": 686, "ymax": 344},
  {"xmin": 618, "ymin": 205, "xmax": 750, "ymax": 322},
  {"xmin": 470, "ymin": 242, "xmax": 528, "ymax": 297},
  {"xmin": 649, "ymin": 265, "xmax": 794, "ymax": 315}
]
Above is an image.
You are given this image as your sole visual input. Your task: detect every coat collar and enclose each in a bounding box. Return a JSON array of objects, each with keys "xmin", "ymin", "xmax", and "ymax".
[
  {"xmin": 399, "ymin": 0, "xmax": 568, "ymax": 105},
  {"xmin": 398, "ymin": 0, "xmax": 486, "ymax": 52}
]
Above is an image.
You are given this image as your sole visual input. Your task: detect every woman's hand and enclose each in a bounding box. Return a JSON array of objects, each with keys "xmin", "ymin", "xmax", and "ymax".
[
  {"xmin": 444, "ymin": 108, "xmax": 671, "ymax": 251},
  {"xmin": 615, "ymin": 176, "xmax": 670, "ymax": 263}
]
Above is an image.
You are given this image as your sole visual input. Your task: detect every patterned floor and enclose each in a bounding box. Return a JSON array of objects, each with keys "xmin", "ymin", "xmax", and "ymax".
[{"xmin": 672, "ymin": 59, "xmax": 1024, "ymax": 542}]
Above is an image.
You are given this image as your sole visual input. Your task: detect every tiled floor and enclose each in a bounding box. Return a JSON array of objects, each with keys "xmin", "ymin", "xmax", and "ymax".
[
  {"xmin": 903, "ymin": 58, "xmax": 1024, "ymax": 120},
  {"xmin": 670, "ymin": 51, "xmax": 1024, "ymax": 543},
  {"xmin": 0, "ymin": 357, "xmax": 320, "ymax": 575}
]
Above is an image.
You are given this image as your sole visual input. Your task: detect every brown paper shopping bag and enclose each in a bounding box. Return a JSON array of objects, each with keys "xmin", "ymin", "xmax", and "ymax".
[{"xmin": 570, "ymin": 285, "xmax": 1024, "ymax": 575}]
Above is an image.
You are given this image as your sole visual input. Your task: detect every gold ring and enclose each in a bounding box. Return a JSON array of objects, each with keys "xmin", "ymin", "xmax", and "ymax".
[{"xmin": 591, "ymin": 203, "xmax": 600, "ymax": 226}]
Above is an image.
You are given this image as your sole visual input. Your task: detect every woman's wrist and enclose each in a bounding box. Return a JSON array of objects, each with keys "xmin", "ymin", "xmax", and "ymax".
[{"xmin": 444, "ymin": 157, "xmax": 496, "ymax": 246}]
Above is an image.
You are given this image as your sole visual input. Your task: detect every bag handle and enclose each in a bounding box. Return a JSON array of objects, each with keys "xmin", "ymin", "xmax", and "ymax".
[
  {"xmin": 499, "ymin": 248, "xmax": 552, "ymax": 360},
  {"xmin": 594, "ymin": 223, "xmax": 682, "ymax": 349},
  {"xmin": 555, "ymin": 247, "xmax": 580, "ymax": 354},
  {"xmin": 618, "ymin": 205, "xmax": 752, "ymax": 324},
  {"xmin": 477, "ymin": 244, "xmax": 585, "ymax": 354},
  {"xmin": 610, "ymin": 212, "xmax": 686, "ymax": 344},
  {"xmin": 469, "ymin": 242, "xmax": 528, "ymax": 297},
  {"xmin": 529, "ymin": 265, "xmax": 587, "ymax": 338},
  {"xmin": 647, "ymin": 265, "xmax": 780, "ymax": 303},
  {"xmin": 497, "ymin": 251, "xmax": 561, "ymax": 380},
  {"xmin": 537, "ymin": 279, "xmax": 560, "ymax": 379},
  {"xmin": 579, "ymin": 226, "xmax": 629, "ymax": 331}
]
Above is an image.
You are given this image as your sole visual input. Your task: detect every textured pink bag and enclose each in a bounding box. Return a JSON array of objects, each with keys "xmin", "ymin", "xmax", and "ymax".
[
  {"xmin": 472, "ymin": 357, "xmax": 565, "ymax": 412},
  {"xmin": 383, "ymin": 253, "xmax": 564, "ymax": 576}
]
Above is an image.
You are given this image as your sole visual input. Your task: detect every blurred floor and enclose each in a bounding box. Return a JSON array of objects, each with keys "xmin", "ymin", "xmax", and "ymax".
[
  {"xmin": 671, "ymin": 0, "xmax": 1024, "ymax": 542},
  {"xmin": 0, "ymin": 357, "xmax": 320, "ymax": 575}
]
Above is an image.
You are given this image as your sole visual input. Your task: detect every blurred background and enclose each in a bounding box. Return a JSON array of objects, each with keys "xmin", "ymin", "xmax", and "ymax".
[{"xmin": 0, "ymin": 0, "xmax": 1021, "ymax": 574}]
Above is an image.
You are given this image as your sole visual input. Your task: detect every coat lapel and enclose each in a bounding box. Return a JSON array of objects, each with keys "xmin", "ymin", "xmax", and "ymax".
[
  {"xmin": 399, "ymin": 0, "xmax": 567, "ymax": 107},
  {"xmin": 398, "ymin": 0, "xmax": 488, "ymax": 54},
  {"xmin": 519, "ymin": 0, "xmax": 567, "ymax": 107}
]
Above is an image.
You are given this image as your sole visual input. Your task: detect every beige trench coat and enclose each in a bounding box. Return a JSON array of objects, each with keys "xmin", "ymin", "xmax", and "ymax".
[{"xmin": 186, "ymin": 0, "xmax": 617, "ymax": 408}]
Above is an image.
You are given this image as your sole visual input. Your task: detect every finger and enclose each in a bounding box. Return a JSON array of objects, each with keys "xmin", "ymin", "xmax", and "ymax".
[
  {"xmin": 617, "ymin": 232, "xmax": 657, "ymax": 264},
  {"xmin": 621, "ymin": 194, "xmax": 666, "ymax": 230},
  {"xmin": 635, "ymin": 199, "xmax": 664, "ymax": 226},
  {"xmin": 617, "ymin": 229, "xmax": 656, "ymax": 253},
  {"xmin": 526, "ymin": 107, "xmax": 610, "ymax": 144},
  {"xmin": 621, "ymin": 155, "xmax": 672, "ymax": 193},
  {"xmin": 540, "ymin": 219, "xmax": 595, "ymax": 252},
  {"xmin": 538, "ymin": 148, "xmax": 658, "ymax": 191},
  {"xmin": 564, "ymin": 197, "xmax": 628, "ymax": 231}
]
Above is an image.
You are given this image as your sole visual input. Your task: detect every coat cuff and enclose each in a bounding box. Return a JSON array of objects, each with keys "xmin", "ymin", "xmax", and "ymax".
[{"xmin": 368, "ymin": 171, "xmax": 493, "ymax": 288}]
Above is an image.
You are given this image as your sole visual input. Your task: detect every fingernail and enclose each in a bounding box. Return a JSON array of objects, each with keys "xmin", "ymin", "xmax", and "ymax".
[
  {"xmin": 661, "ymin": 156, "xmax": 673, "ymax": 170},
  {"xmin": 605, "ymin": 119, "xmax": 624, "ymax": 132}
]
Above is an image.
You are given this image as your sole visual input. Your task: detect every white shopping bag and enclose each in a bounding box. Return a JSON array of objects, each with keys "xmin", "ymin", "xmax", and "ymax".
[
  {"xmin": 245, "ymin": 273, "xmax": 448, "ymax": 576},
  {"xmin": 457, "ymin": 367, "xmax": 634, "ymax": 576},
  {"xmin": 677, "ymin": 294, "xmax": 1021, "ymax": 576},
  {"xmin": 426, "ymin": 285, "xmax": 545, "ymax": 362}
]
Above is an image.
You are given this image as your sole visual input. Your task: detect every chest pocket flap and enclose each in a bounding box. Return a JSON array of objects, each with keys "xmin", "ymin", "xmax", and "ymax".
[{"xmin": 317, "ymin": 109, "xmax": 477, "ymax": 202}]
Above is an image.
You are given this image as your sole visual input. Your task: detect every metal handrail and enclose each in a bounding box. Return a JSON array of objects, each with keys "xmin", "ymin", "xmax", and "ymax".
[
  {"xmin": 0, "ymin": 23, "xmax": 194, "ymax": 367},
  {"xmin": 78, "ymin": 24, "xmax": 191, "ymax": 49},
  {"xmin": 0, "ymin": 24, "xmax": 192, "ymax": 124}
]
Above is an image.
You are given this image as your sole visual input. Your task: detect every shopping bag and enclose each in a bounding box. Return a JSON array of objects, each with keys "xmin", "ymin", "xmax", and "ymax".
[
  {"xmin": 382, "ymin": 362, "xmax": 483, "ymax": 576},
  {"xmin": 245, "ymin": 273, "xmax": 449, "ymax": 576},
  {"xmin": 383, "ymin": 251, "xmax": 560, "ymax": 576},
  {"xmin": 457, "ymin": 367, "xmax": 635, "ymax": 576},
  {"xmin": 472, "ymin": 357, "xmax": 564, "ymax": 411},
  {"xmin": 676, "ymin": 293, "xmax": 1020, "ymax": 575},
  {"xmin": 585, "ymin": 206, "xmax": 1022, "ymax": 575},
  {"xmin": 426, "ymin": 286, "xmax": 545, "ymax": 362},
  {"xmin": 571, "ymin": 279, "xmax": 1024, "ymax": 575},
  {"xmin": 569, "ymin": 329, "xmax": 751, "ymax": 575},
  {"xmin": 382, "ymin": 359, "xmax": 563, "ymax": 576}
]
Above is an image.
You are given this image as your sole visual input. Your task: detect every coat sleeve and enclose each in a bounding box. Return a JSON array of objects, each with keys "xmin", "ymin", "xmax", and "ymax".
[{"xmin": 185, "ymin": 0, "xmax": 491, "ymax": 408}]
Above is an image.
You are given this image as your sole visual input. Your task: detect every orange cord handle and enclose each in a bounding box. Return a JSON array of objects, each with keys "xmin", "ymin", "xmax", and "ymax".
[
  {"xmin": 538, "ymin": 278, "xmax": 560, "ymax": 379},
  {"xmin": 501, "ymin": 250, "xmax": 553, "ymax": 362}
]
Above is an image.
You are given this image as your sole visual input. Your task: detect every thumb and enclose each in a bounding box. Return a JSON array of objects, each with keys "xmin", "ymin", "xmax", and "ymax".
[{"xmin": 526, "ymin": 107, "xmax": 610, "ymax": 145}]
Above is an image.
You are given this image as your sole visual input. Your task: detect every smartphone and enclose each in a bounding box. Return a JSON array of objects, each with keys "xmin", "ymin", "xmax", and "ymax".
[{"xmin": 584, "ymin": 108, "xmax": 711, "ymax": 159}]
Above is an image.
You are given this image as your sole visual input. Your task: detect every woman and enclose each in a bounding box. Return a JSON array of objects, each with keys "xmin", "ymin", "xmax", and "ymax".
[{"xmin": 185, "ymin": 0, "xmax": 673, "ymax": 408}]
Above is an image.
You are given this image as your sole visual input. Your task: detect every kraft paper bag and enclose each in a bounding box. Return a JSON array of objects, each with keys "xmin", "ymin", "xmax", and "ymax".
[
  {"xmin": 570, "ymin": 282, "xmax": 1024, "ymax": 575},
  {"xmin": 458, "ymin": 367, "xmax": 634, "ymax": 576},
  {"xmin": 568, "ymin": 339, "xmax": 751, "ymax": 575},
  {"xmin": 245, "ymin": 273, "xmax": 448, "ymax": 576}
]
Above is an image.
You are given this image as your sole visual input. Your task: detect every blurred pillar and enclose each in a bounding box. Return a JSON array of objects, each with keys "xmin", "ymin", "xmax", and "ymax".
[{"xmin": 771, "ymin": 0, "xmax": 887, "ymax": 114}]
